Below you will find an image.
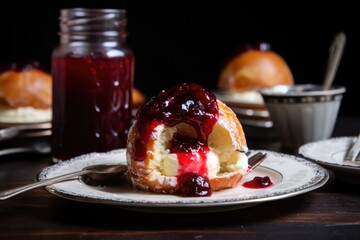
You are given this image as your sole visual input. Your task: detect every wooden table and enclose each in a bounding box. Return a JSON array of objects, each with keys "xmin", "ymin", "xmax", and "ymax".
[{"xmin": 0, "ymin": 115, "xmax": 359, "ymax": 240}]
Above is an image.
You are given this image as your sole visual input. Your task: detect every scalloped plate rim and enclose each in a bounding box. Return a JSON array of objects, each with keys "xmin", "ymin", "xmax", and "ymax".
[{"xmin": 38, "ymin": 149, "xmax": 329, "ymax": 213}]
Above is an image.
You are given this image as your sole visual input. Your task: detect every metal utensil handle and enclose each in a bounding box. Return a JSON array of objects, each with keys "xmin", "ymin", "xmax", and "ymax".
[
  {"xmin": 0, "ymin": 170, "xmax": 89, "ymax": 200},
  {"xmin": 323, "ymin": 32, "xmax": 347, "ymax": 90},
  {"xmin": 346, "ymin": 133, "xmax": 360, "ymax": 162}
]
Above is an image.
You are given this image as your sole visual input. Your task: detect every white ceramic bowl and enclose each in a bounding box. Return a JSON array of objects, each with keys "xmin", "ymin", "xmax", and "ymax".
[{"xmin": 260, "ymin": 84, "xmax": 346, "ymax": 151}]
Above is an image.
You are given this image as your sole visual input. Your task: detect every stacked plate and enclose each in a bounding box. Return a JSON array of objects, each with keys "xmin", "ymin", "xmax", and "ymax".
[
  {"xmin": 0, "ymin": 119, "xmax": 52, "ymax": 141},
  {"xmin": 214, "ymin": 90, "xmax": 277, "ymax": 139}
]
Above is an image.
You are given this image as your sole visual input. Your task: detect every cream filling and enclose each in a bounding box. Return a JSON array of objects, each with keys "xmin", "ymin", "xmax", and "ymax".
[
  {"xmin": 149, "ymin": 124, "xmax": 248, "ymax": 178},
  {"xmin": 0, "ymin": 107, "xmax": 51, "ymax": 123},
  {"xmin": 162, "ymin": 151, "xmax": 220, "ymax": 177}
]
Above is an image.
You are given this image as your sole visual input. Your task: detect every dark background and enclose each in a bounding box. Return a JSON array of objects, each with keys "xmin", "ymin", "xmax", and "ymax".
[{"xmin": 1, "ymin": 1, "xmax": 359, "ymax": 116}]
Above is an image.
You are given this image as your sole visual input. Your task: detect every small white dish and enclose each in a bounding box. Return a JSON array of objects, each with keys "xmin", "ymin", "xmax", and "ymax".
[
  {"xmin": 298, "ymin": 137, "xmax": 360, "ymax": 184},
  {"xmin": 38, "ymin": 149, "xmax": 328, "ymax": 213}
]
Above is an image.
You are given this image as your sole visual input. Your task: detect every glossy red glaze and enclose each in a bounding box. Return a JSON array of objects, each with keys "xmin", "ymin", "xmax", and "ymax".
[
  {"xmin": 133, "ymin": 83, "xmax": 219, "ymax": 162},
  {"xmin": 170, "ymin": 134, "xmax": 210, "ymax": 176},
  {"xmin": 178, "ymin": 172, "xmax": 212, "ymax": 197},
  {"xmin": 242, "ymin": 176, "xmax": 273, "ymax": 189}
]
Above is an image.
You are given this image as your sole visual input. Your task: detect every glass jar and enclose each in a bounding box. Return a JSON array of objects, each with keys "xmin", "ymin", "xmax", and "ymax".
[{"xmin": 51, "ymin": 8, "xmax": 134, "ymax": 161}]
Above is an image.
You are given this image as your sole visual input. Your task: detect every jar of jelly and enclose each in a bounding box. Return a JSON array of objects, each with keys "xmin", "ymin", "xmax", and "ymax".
[{"xmin": 51, "ymin": 8, "xmax": 134, "ymax": 161}]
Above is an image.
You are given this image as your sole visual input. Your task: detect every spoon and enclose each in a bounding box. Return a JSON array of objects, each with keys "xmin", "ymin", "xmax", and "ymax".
[
  {"xmin": 0, "ymin": 164, "xmax": 128, "ymax": 200},
  {"xmin": 322, "ymin": 32, "xmax": 346, "ymax": 90},
  {"xmin": 0, "ymin": 152, "xmax": 267, "ymax": 200}
]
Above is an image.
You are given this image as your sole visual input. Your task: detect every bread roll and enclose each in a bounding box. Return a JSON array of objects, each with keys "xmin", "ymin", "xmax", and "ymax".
[
  {"xmin": 132, "ymin": 88, "xmax": 145, "ymax": 108},
  {"xmin": 126, "ymin": 83, "xmax": 248, "ymax": 197},
  {"xmin": 0, "ymin": 63, "xmax": 52, "ymax": 123},
  {"xmin": 218, "ymin": 42, "xmax": 294, "ymax": 93}
]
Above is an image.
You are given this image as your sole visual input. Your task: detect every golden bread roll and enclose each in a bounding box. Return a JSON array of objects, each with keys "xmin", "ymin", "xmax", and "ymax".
[
  {"xmin": 126, "ymin": 83, "xmax": 248, "ymax": 197},
  {"xmin": 218, "ymin": 43, "xmax": 294, "ymax": 92},
  {"xmin": 0, "ymin": 63, "xmax": 52, "ymax": 123},
  {"xmin": 132, "ymin": 88, "xmax": 146, "ymax": 108}
]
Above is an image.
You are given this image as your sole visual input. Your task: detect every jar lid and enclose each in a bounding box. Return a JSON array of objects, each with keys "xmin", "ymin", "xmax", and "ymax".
[{"xmin": 60, "ymin": 8, "xmax": 127, "ymax": 37}]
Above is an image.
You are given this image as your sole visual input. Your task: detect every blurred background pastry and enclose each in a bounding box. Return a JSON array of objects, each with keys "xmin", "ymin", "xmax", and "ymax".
[
  {"xmin": 132, "ymin": 87, "xmax": 146, "ymax": 109},
  {"xmin": 0, "ymin": 61, "xmax": 52, "ymax": 124},
  {"xmin": 217, "ymin": 42, "xmax": 294, "ymax": 106},
  {"xmin": 215, "ymin": 42, "xmax": 294, "ymax": 138}
]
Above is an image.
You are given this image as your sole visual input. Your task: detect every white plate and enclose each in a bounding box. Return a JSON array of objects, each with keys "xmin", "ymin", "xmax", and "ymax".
[
  {"xmin": 298, "ymin": 137, "xmax": 360, "ymax": 184},
  {"xmin": 38, "ymin": 149, "xmax": 328, "ymax": 214}
]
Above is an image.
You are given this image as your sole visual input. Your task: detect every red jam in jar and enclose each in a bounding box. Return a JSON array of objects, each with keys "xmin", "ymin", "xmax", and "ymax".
[{"xmin": 51, "ymin": 9, "xmax": 134, "ymax": 161}]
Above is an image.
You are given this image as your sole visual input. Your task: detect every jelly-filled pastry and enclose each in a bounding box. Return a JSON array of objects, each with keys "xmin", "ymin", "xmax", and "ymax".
[{"xmin": 126, "ymin": 83, "xmax": 248, "ymax": 197}]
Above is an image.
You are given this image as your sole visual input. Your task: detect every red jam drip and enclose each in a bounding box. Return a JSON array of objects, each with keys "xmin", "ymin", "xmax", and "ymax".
[
  {"xmin": 242, "ymin": 176, "xmax": 273, "ymax": 189},
  {"xmin": 177, "ymin": 172, "xmax": 212, "ymax": 197},
  {"xmin": 133, "ymin": 83, "xmax": 219, "ymax": 162},
  {"xmin": 170, "ymin": 134, "xmax": 209, "ymax": 176},
  {"xmin": 170, "ymin": 134, "xmax": 206, "ymax": 153},
  {"xmin": 132, "ymin": 120, "xmax": 161, "ymax": 163}
]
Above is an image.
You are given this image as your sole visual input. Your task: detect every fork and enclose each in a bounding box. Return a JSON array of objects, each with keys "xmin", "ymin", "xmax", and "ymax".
[
  {"xmin": 345, "ymin": 133, "xmax": 360, "ymax": 162},
  {"xmin": 248, "ymin": 152, "xmax": 268, "ymax": 170}
]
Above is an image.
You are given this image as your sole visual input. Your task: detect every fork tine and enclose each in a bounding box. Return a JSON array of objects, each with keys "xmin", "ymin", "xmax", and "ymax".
[{"xmin": 248, "ymin": 152, "xmax": 268, "ymax": 170}]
